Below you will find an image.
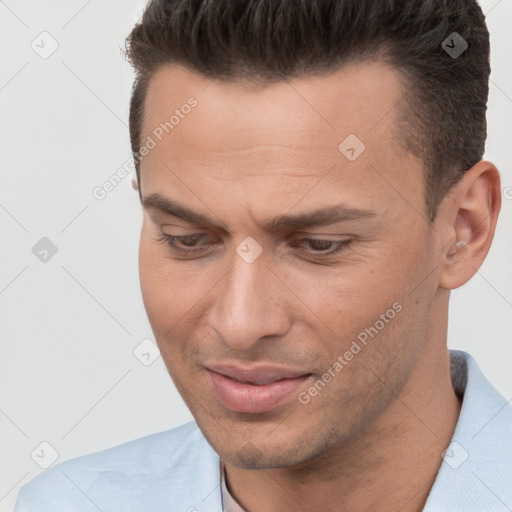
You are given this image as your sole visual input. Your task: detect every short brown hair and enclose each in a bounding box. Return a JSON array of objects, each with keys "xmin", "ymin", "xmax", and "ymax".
[{"xmin": 125, "ymin": 0, "xmax": 490, "ymax": 220}]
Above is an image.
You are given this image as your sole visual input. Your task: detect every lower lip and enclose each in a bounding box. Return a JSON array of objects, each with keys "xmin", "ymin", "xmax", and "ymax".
[{"xmin": 207, "ymin": 370, "xmax": 311, "ymax": 413}]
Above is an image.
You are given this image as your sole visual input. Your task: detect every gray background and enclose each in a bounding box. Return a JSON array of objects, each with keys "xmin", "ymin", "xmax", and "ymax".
[{"xmin": 1, "ymin": 1, "xmax": 511, "ymax": 510}]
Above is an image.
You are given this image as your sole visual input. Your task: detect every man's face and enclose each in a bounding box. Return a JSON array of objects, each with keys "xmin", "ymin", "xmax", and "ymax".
[{"xmin": 138, "ymin": 62, "xmax": 442, "ymax": 469}]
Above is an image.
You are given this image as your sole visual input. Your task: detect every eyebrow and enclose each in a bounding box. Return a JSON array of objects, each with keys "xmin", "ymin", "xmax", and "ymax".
[
  {"xmin": 142, "ymin": 192, "xmax": 376, "ymax": 232},
  {"xmin": 143, "ymin": 193, "xmax": 227, "ymax": 229}
]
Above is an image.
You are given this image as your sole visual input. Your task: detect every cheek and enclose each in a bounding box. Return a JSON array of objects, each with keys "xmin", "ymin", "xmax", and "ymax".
[
  {"xmin": 139, "ymin": 231, "xmax": 189, "ymax": 337},
  {"xmin": 295, "ymin": 239, "xmax": 431, "ymax": 368},
  {"xmin": 138, "ymin": 229, "xmax": 219, "ymax": 342},
  {"xmin": 275, "ymin": 260, "xmax": 402, "ymax": 342},
  {"xmin": 321, "ymin": 258, "xmax": 433, "ymax": 397}
]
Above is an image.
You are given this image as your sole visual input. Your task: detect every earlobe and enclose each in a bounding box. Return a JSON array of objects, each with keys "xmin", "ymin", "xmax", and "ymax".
[{"xmin": 438, "ymin": 160, "xmax": 501, "ymax": 291}]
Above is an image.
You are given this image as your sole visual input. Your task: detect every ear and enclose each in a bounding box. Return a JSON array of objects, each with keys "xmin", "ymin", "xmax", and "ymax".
[{"xmin": 435, "ymin": 160, "xmax": 501, "ymax": 290}]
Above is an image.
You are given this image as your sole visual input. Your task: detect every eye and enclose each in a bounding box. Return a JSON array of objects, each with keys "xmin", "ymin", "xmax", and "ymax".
[
  {"xmin": 155, "ymin": 232, "xmax": 353, "ymax": 261},
  {"xmin": 295, "ymin": 238, "xmax": 353, "ymax": 257},
  {"xmin": 155, "ymin": 232, "xmax": 213, "ymax": 254}
]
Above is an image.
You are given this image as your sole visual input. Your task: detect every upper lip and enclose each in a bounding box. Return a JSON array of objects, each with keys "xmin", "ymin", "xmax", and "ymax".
[{"xmin": 206, "ymin": 363, "xmax": 310, "ymax": 385}]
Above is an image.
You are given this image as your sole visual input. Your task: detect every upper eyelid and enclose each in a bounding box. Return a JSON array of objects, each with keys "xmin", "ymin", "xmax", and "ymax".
[
  {"xmin": 165, "ymin": 234, "xmax": 351, "ymax": 245},
  {"xmin": 161, "ymin": 226, "xmax": 353, "ymax": 238},
  {"xmin": 162, "ymin": 231, "xmax": 353, "ymax": 244},
  {"xmin": 158, "ymin": 233, "xmax": 354, "ymax": 262},
  {"xmin": 164, "ymin": 233, "xmax": 352, "ymax": 247}
]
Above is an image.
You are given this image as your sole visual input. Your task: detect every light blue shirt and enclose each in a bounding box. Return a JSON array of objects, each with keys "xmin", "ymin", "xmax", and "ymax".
[{"xmin": 14, "ymin": 351, "xmax": 512, "ymax": 511}]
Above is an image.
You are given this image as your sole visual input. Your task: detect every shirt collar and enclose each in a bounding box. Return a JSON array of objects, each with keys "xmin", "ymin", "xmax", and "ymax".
[
  {"xmin": 423, "ymin": 350, "xmax": 512, "ymax": 511},
  {"xmin": 220, "ymin": 459, "xmax": 247, "ymax": 512},
  {"xmin": 219, "ymin": 351, "xmax": 511, "ymax": 511}
]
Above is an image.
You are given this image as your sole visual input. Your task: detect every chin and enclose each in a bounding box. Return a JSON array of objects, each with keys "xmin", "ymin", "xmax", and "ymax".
[
  {"xmin": 222, "ymin": 443, "xmax": 304, "ymax": 470},
  {"xmin": 208, "ymin": 423, "xmax": 331, "ymax": 471}
]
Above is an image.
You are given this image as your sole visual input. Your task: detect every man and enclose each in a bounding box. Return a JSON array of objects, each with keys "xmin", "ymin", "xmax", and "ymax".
[{"xmin": 15, "ymin": 0, "xmax": 510, "ymax": 511}]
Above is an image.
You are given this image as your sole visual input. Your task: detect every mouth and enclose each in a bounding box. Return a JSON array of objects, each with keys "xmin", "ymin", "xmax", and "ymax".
[{"xmin": 205, "ymin": 364, "xmax": 312, "ymax": 413}]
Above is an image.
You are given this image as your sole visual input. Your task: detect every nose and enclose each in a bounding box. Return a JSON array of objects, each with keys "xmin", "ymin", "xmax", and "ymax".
[{"xmin": 208, "ymin": 246, "xmax": 290, "ymax": 350}]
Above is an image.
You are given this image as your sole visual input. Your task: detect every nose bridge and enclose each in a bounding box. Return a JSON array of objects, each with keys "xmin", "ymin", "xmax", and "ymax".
[{"xmin": 209, "ymin": 250, "xmax": 287, "ymax": 349}]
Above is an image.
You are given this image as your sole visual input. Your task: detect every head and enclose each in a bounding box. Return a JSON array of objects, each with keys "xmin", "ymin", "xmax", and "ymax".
[{"xmin": 126, "ymin": 0, "xmax": 500, "ymax": 470}]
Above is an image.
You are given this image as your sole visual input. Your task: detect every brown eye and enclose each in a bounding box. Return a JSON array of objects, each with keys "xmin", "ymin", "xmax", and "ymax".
[
  {"xmin": 305, "ymin": 239, "xmax": 336, "ymax": 251},
  {"xmin": 155, "ymin": 232, "xmax": 212, "ymax": 254},
  {"xmin": 295, "ymin": 238, "xmax": 353, "ymax": 258},
  {"xmin": 176, "ymin": 234, "xmax": 207, "ymax": 247}
]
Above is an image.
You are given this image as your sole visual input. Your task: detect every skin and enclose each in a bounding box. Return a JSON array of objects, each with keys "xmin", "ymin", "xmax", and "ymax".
[{"xmin": 137, "ymin": 62, "xmax": 501, "ymax": 512}]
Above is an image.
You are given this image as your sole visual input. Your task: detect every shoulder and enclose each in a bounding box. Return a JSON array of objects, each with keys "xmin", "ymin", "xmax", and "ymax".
[{"xmin": 15, "ymin": 421, "xmax": 222, "ymax": 512}]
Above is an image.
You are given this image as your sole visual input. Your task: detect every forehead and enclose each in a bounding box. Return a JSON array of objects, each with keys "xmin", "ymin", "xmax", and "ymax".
[
  {"xmin": 142, "ymin": 61, "xmax": 406, "ymax": 155},
  {"xmin": 139, "ymin": 61, "xmax": 423, "ymax": 225}
]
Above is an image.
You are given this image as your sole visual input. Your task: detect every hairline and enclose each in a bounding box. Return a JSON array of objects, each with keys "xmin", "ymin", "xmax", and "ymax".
[{"xmin": 133, "ymin": 57, "xmax": 439, "ymax": 223}]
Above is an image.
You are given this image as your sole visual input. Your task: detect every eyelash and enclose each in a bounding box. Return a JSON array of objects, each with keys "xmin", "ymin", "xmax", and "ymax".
[{"xmin": 155, "ymin": 233, "xmax": 353, "ymax": 258}]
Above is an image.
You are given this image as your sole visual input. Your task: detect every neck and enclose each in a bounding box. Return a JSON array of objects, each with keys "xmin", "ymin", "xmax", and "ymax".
[{"xmin": 223, "ymin": 298, "xmax": 462, "ymax": 512}]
